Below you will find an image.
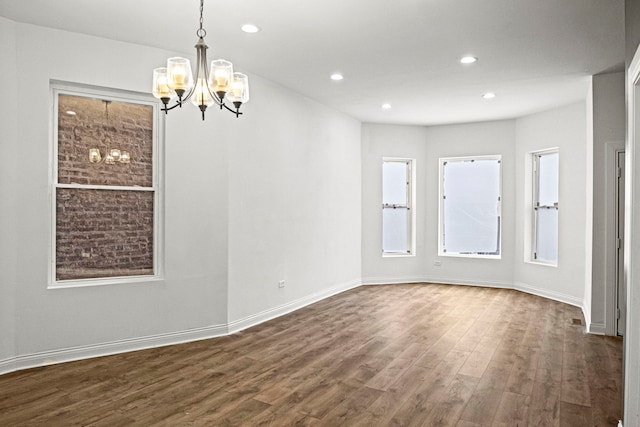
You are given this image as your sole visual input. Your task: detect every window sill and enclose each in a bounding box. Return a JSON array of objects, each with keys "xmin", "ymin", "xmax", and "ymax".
[
  {"xmin": 382, "ymin": 252, "xmax": 415, "ymax": 258},
  {"xmin": 49, "ymin": 275, "xmax": 164, "ymax": 289},
  {"xmin": 525, "ymin": 260, "xmax": 558, "ymax": 268},
  {"xmin": 438, "ymin": 252, "xmax": 501, "ymax": 260}
]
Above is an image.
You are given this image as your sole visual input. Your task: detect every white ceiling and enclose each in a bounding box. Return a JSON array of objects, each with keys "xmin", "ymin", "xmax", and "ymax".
[{"xmin": 0, "ymin": 0, "xmax": 625, "ymax": 126}]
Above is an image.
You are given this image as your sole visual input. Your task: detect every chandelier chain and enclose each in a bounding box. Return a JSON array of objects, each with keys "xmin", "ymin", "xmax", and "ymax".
[{"xmin": 197, "ymin": 0, "xmax": 206, "ymax": 38}]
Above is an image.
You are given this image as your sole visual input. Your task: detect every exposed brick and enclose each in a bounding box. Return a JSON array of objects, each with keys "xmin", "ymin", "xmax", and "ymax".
[
  {"xmin": 57, "ymin": 94, "xmax": 153, "ymax": 188},
  {"xmin": 55, "ymin": 94, "xmax": 155, "ymax": 281}
]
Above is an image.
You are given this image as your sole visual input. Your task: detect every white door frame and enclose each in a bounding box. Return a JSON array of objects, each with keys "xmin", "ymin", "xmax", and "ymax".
[
  {"xmin": 616, "ymin": 148, "xmax": 626, "ymax": 336},
  {"xmin": 623, "ymin": 42, "xmax": 640, "ymax": 426},
  {"xmin": 606, "ymin": 142, "xmax": 626, "ymax": 336}
]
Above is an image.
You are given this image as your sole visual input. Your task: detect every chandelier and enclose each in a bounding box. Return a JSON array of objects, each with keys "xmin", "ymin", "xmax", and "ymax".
[
  {"xmin": 89, "ymin": 101, "xmax": 131, "ymax": 164},
  {"xmin": 151, "ymin": 0, "xmax": 250, "ymax": 120}
]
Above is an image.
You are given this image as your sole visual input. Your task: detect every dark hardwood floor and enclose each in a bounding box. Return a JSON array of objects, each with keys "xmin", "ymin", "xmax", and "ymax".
[{"xmin": 0, "ymin": 283, "xmax": 623, "ymax": 426}]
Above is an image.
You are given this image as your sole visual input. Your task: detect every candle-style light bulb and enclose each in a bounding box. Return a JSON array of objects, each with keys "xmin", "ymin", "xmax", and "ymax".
[
  {"xmin": 209, "ymin": 59, "xmax": 234, "ymax": 100},
  {"xmin": 167, "ymin": 57, "xmax": 193, "ymax": 98},
  {"xmin": 226, "ymin": 72, "xmax": 250, "ymax": 117},
  {"xmin": 192, "ymin": 78, "xmax": 215, "ymax": 120},
  {"xmin": 152, "ymin": 68, "xmax": 176, "ymax": 104}
]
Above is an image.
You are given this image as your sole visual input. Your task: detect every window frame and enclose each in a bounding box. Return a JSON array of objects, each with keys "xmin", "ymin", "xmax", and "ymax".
[
  {"xmin": 382, "ymin": 157, "xmax": 416, "ymax": 257},
  {"xmin": 531, "ymin": 148, "xmax": 559, "ymax": 266},
  {"xmin": 438, "ymin": 154, "xmax": 502, "ymax": 259},
  {"xmin": 49, "ymin": 82, "xmax": 164, "ymax": 288}
]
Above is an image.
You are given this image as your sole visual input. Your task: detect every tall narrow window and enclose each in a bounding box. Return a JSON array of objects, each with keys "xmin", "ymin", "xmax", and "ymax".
[
  {"xmin": 382, "ymin": 158, "xmax": 414, "ymax": 255},
  {"xmin": 439, "ymin": 156, "xmax": 501, "ymax": 257},
  {"xmin": 52, "ymin": 84, "xmax": 161, "ymax": 285},
  {"xmin": 533, "ymin": 150, "xmax": 559, "ymax": 264}
]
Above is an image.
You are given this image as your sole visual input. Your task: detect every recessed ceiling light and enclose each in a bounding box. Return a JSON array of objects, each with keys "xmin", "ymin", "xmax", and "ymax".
[
  {"xmin": 65, "ymin": 110, "xmax": 77, "ymax": 115},
  {"xmin": 381, "ymin": 103, "xmax": 392, "ymax": 109},
  {"xmin": 330, "ymin": 73, "xmax": 344, "ymax": 81},
  {"xmin": 460, "ymin": 56, "xmax": 478, "ymax": 64},
  {"xmin": 482, "ymin": 92, "xmax": 496, "ymax": 99},
  {"xmin": 241, "ymin": 24, "xmax": 260, "ymax": 33}
]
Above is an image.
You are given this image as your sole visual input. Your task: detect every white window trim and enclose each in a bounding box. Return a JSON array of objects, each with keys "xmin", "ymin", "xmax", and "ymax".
[
  {"xmin": 382, "ymin": 157, "xmax": 416, "ymax": 257},
  {"xmin": 528, "ymin": 147, "xmax": 559, "ymax": 267},
  {"xmin": 49, "ymin": 81, "xmax": 165, "ymax": 288},
  {"xmin": 438, "ymin": 154, "xmax": 502, "ymax": 259}
]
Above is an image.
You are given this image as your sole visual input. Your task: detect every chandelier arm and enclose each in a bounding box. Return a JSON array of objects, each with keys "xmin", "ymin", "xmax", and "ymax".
[
  {"xmin": 221, "ymin": 103, "xmax": 242, "ymax": 115},
  {"xmin": 207, "ymin": 87, "xmax": 223, "ymax": 106},
  {"xmin": 161, "ymin": 102, "xmax": 185, "ymax": 113},
  {"xmin": 197, "ymin": 39, "xmax": 223, "ymax": 106},
  {"xmin": 181, "ymin": 83, "xmax": 196, "ymax": 103}
]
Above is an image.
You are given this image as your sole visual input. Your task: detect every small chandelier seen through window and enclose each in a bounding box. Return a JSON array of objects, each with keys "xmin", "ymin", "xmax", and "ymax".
[{"xmin": 151, "ymin": 0, "xmax": 250, "ymax": 120}]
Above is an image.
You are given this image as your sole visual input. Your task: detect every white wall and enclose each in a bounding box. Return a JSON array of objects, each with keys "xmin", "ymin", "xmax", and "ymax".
[
  {"xmin": 590, "ymin": 72, "xmax": 625, "ymax": 334},
  {"xmin": 361, "ymin": 124, "xmax": 430, "ymax": 282},
  {"xmin": 227, "ymin": 80, "xmax": 362, "ymax": 326},
  {"xmin": 361, "ymin": 120, "xmax": 517, "ymax": 288},
  {"xmin": 6, "ymin": 23, "xmax": 230, "ymax": 364},
  {"xmin": 362, "ymin": 104, "xmax": 589, "ymax": 311},
  {"xmin": 0, "ymin": 20, "xmax": 361, "ymax": 372},
  {"xmin": 514, "ymin": 102, "xmax": 588, "ymax": 307},
  {"xmin": 0, "ymin": 16, "xmax": 18, "ymax": 363}
]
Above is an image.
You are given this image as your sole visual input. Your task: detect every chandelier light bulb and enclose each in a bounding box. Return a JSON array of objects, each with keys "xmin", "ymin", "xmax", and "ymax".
[
  {"xmin": 209, "ymin": 59, "xmax": 234, "ymax": 98},
  {"xmin": 166, "ymin": 57, "xmax": 193, "ymax": 95},
  {"xmin": 192, "ymin": 78, "xmax": 215, "ymax": 107},
  {"xmin": 153, "ymin": 68, "xmax": 176, "ymax": 101},
  {"xmin": 226, "ymin": 73, "xmax": 250, "ymax": 105}
]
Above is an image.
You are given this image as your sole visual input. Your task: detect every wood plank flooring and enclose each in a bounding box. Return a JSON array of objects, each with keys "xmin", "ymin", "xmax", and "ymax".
[{"xmin": 0, "ymin": 283, "xmax": 623, "ymax": 426}]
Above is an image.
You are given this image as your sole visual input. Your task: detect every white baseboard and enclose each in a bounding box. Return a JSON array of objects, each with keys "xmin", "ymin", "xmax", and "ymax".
[
  {"xmin": 423, "ymin": 276, "xmax": 514, "ymax": 289},
  {"xmin": 588, "ymin": 323, "xmax": 606, "ymax": 335},
  {"xmin": 227, "ymin": 278, "xmax": 361, "ymax": 334},
  {"xmin": 513, "ymin": 281, "xmax": 583, "ymax": 308},
  {"xmin": 362, "ymin": 275, "xmax": 513, "ymax": 290},
  {"xmin": 0, "ymin": 276, "xmax": 595, "ymax": 377},
  {"xmin": 0, "ymin": 323, "xmax": 228, "ymax": 376},
  {"xmin": 0, "ymin": 279, "xmax": 362, "ymax": 377},
  {"xmin": 363, "ymin": 276, "xmax": 583, "ymax": 308},
  {"xmin": 362, "ymin": 276, "xmax": 428, "ymax": 285},
  {"xmin": 0, "ymin": 357, "xmax": 17, "ymax": 376},
  {"xmin": 363, "ymin": 277, "xmax": 589, "ymax": 325}
]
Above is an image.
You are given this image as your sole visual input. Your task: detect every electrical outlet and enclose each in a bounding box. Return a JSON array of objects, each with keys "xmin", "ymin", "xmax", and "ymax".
[
  {"xmin": 278, "ymin": 280, "xmax": 285, "ymax": 288},
  {"xmin": 433, "ymin": 260, "xmax": 442, "ymax": 266}
]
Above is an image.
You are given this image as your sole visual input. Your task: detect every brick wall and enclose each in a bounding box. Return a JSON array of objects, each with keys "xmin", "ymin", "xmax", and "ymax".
[
  {"xmin": 55, "ymin": 94, "xmax": 155, "ymax": 281},
  {"xmin": 57, "ymin": 94, "xmax": 153, "ymax": 187}
]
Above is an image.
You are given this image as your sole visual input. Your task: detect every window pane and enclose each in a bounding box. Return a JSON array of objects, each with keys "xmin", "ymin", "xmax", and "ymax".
[
  {"xmin": 56, "ymin": 188, "xmax": 154, "ymax": 280},
  {"xmin": 536, "ymin": 208, "xmax": 558, "ymax": 263},
  {"xmin": 443, "ymin": 159, "xmax": 500, "ymax": 254},
  {"xmin": 57, "ymin": 94, "xmax": 154, "ymax": 188},
  {"xmin": 538, "ymin": 152, "xmax": 559, "ymax": 206},
  {"xmin": 383, "ymin": 207, "xmax": 409, "ymax": 252},
  {"xmin": 382, "ymin": 161, "xmax": 407, "ymax": 205}
]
